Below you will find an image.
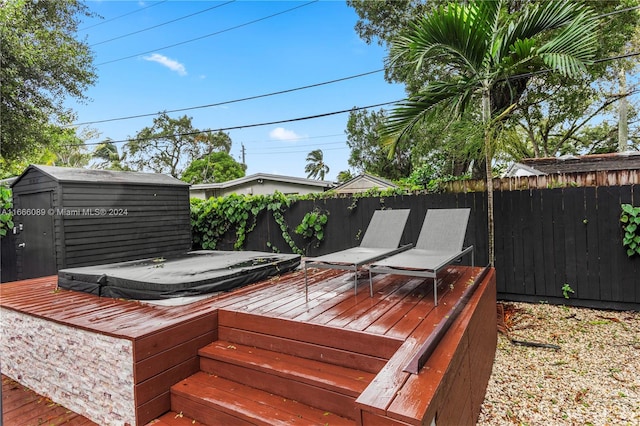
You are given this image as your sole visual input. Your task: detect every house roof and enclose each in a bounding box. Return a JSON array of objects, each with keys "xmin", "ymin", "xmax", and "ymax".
[
  {"xmin": 333, "ymin": 173, "xmax": 398, "ymax": 193},
  {"xmin": 11, "ymin": 165, "xmax": 189, "ymax": 188},
  {"xmin": 190, "ymin": 173, "xmax": 334, "ymax": 190},
  {"xmin": 514, "ymin": 152, "xmax": 640, "ymax": 175}
]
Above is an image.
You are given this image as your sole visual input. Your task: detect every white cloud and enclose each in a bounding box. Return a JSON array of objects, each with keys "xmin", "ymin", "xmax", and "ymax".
[
  {"xmin": 143, "ymin": 53, "xmax": 187, "ymax": 76},
  {"xmin": 269, "ymin": 127, "xmax": 307, "ymax": 141}
]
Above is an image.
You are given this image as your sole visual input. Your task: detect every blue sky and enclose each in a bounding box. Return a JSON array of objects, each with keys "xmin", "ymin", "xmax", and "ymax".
[{"xmin": 69, "ymin": 0, "xmax": 407, "ymax": 181}]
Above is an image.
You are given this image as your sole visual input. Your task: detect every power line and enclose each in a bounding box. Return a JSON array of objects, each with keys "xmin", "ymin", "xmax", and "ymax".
[
  {"xmin": 244, "ymin": 133, "xmax": 345, "ymax": 143},
  {"xmin": 72, "ymin": 52, "xmax": 639, "ymax": 148},
  {"xmin": 251, "ymin": 146, "xmax": 349, "ymax": 155},
  {"xmin": 501, "ymin": 51, "xmax": 640, "ymax": 82},
  {"xmin": 79, "ymin": 1, "xmax": 168, "ymax": 32},
  {"xmin": 597, "ymin": 5, "xmax": 640, "ymax": 19},
  {"xmin": 96, "ymin": 1, "xmax": 318, "ymax": 66},
  {"xmin": 76, "ymin": 5, "xmax": 639, "ymax": 126},
  {"xmin": 77, "ymin": 100, "xmax": 399, "ymax": 147},
  {"xmin": 250, "ymin": 141, "xmax": 348, "ymax": 153},
  {"xmin": 70, "ymin": 69, "xmax": 384, "ymax": 126},
  {"xmin": 79, "ymin": 9, "xmax": 640, "ymax": 125},
  {"xmin": 90, "ymin": 2, "xmax": 235, "ymax": 47}
]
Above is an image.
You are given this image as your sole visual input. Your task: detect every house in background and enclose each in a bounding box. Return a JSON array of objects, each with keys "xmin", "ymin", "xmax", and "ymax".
[
  {"xmin": 190, "ymin": 173, "xmax": 334, "ymax": 199},
  {"xmin": 503, "ymin": 152, "xmax": 640, "ymax": 177},
  {"xmin": 332, "ymin": 173, "xmax": 398, "ymax": 195}
]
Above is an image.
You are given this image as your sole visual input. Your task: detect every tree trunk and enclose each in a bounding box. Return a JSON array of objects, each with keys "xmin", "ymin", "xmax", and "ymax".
[{"xmin": 482, "ymin": 85, "xmax": 495, "ymax": 266}]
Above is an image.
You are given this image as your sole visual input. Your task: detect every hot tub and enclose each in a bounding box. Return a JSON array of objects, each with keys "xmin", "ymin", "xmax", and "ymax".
[{"xmin": 57, "ymin": 250, "xmax": 301, "ymax": 300}]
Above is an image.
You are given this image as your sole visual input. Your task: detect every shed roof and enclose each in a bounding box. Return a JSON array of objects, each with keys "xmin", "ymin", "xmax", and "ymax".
[
  {"xmin": 11, "ymin": 165, "xmax": 189, "ymax": 188},
  {"xmin": 518, "ymin": 152, "xmax": 640, "ymax": 174}
]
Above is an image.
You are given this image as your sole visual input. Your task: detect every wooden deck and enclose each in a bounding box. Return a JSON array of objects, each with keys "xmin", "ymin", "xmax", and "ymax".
[
  {"xmin": 1, "ymin": 265, "xmax": 496, "ymax": 426},
  {"xmin": 2, "ymin": 375, "xmax": 97, "ymax": 426}
]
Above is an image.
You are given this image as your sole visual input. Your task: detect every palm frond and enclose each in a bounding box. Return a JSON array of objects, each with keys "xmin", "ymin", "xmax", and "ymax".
[
  {"xmin": 537, "ymin": 9, "xmax": 598, "ymax": 68},
  {"xmin": 381, "ymin": 79, "xmax": 478, "ymax": 155},
  {"xmin": 389, "ymin": 1, "xmax": 495, "ymax": 75},
  {"xmin": 497, "ymin": 1, "xmax": 596, "ymax": 63},
  {"xmin": 539, "ymin": 53, "xmax": 589, "ymax": 77}
]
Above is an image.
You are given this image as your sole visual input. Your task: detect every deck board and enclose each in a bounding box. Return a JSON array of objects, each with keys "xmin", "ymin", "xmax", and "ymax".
[
  {"xmin": 1, "ymin": 265, "xmax": 495, "ymax": 426},
  {"xmin": 2, "ymin": 376, "xmax": 98, "ymax": 426}
]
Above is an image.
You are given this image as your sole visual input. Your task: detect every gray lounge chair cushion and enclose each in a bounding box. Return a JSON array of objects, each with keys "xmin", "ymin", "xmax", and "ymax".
[
  {"xmin": 360, "ymin": 209, "xmax": 411, "ymax": 248},
  {"xmin": 371, "ymin": 208, "xmax": 471, "ymax": 271},
  {"xmin": 416, "ymin": 208, "xmax": 470, "ymax": 252}
]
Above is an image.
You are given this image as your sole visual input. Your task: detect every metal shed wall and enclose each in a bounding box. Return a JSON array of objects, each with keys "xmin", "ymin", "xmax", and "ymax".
[{"xmin": 9, "ymin": 165, "xmax": 191, "ymax": 281}]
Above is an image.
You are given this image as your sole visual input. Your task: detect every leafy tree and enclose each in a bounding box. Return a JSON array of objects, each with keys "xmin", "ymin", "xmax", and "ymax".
[
  {"xmin": 124, "ymin": 113, "xmax": 232, "ymax": 177},
  {"xmin": 384, "ymin": 0, "xmax": 599, "ymax": 264},
  {"xmin": 92, "ymin": 139, "xmax": 129, "ymax": 171},
  {"xmin": 349, "ymin": 0, "xmax": 640, "ymax": 168},
  {"xmin": 48, "ymin": 127, "xmax": 91, "ymax": 168},
  {"xmin": 501, "ymin": 76, "xmax": 640, "ymax": 160},
  {"xmin": 181, "ymin": 151, "xmax": 246, "ymax": 184},
  {"xmin": 346, "ymin": 108, "xmax": 412, "ymax": 180},
  {"xmin": 0, "ymin": 0, "xmax": 96, "ymax": 165},
  {"xmin": 304, "ymin": 149, "xmax": 330, "ymax": 180},
  {"xmin": 336, "ymin": 170, "xmax": 354, "ymax": 184},
  {"xmin": 0, "ymin": 126, "xmax": 91, "ymax": 177}
]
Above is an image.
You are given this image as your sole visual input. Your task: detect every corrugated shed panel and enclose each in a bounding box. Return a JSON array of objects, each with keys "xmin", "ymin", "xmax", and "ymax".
[
  {"xmin": 9, "ymin": 166, "xmax": 192, "ymax": 277},
  {"xmin": 59, "ymin": 182, "xmax": 191, "ymax": 268}
]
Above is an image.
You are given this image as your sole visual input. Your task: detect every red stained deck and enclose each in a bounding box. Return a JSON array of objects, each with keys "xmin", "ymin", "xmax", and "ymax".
[{"xmin": 1, "ymin": 265, "xmax": 496, "ymax": 426}]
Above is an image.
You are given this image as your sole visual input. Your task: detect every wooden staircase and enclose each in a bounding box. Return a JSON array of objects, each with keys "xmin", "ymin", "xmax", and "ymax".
[{"xmin": 163, "ymin": 310, "xmax": 403, "ymax": 426}]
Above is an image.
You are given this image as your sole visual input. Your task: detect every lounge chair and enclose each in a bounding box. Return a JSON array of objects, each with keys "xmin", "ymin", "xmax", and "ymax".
[
  {"xmin": 368, "ymin": 208, "xmax": 474, "ymax": 306},
  {"xmin": 303, "ymin": 209, "xmax": 412, "ymax": 301}
]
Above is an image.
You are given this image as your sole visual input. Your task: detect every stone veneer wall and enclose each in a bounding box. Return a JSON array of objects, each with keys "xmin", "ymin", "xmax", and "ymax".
[{"xmin": 0, "ymin": 307, "xmax": 135, "ymax": 425}]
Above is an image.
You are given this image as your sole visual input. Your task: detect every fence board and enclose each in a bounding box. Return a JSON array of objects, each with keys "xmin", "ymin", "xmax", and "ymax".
[
  {"xmin": 495, "ymin": 191, "xmax": 512, "ymax": 294},
  {"xmin": 583, "ymin": 188, "xmax": 601, "ymax": 300},
  {"xmin": 540, "ymin": 190, "xmax": 556, "ymax": 297},
  {"xmin": 572, "ymin": 188, "xmax": 589, "ymax": 300},
  {"xmin": 529, "ymin": 190, "xmax": 545, "ymax": 296},
  {"xmin": 512, "ymin": 191, "xmax": 527, "ymax": 294},
  {"xmin": 598, "ymin": 187, "xmax": 621, "ymax": 301},
  {"xmin": 563, "ymin": 188, "xmax": 580, "ymax": 298}
]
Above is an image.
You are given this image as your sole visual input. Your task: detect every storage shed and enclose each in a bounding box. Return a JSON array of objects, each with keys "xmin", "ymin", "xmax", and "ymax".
[{"xmin": 9, "ymin": 165, "xmax": 191, "ymax": 280}]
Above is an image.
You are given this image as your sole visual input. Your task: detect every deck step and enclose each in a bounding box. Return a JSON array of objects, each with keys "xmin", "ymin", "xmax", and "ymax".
[
  {"xmin": 172, "ymin": 372, "xmax": 355, "ymax": 426},
  {"xmin": 196, "ymin": 340, "xmax": 374, "ymax": 420},
  {"xmin": 199, "ymin": 340, "xmax": 374, "ymax": 397}
]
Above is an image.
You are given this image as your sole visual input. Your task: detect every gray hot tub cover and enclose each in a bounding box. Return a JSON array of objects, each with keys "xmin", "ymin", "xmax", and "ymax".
[{"xmin": 57, "ymin": 250, "xmax": 301, "ymax": 300}]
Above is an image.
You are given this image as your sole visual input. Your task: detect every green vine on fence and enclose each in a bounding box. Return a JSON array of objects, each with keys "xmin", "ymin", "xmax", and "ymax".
[
  {"xmin": 295, "ymin": 208, "xmax": 328, "ymax": 253},
  {"xmin": 620, "ymin": 204, "xmax": 640, "ymax": 257},
  {"xmin": 0, "ymin": 186, "xmax": 13, "ymax": 238},
  {"xmin": 190, "ymin": 188, "xmax": 406, "ymax": 255},
  {"xmin": 191, "ymin": 191, "xmax": 315, "ymax": 255}
]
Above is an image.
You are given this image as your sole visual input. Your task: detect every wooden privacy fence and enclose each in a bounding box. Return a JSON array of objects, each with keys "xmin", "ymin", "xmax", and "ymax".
[
  {"xmin": 493, "ymin": 185, "xmax": 639, "ymax": 310},
  {"xmin": 231, "ymin": 184, "xmax": 639, "ymax": 310}
]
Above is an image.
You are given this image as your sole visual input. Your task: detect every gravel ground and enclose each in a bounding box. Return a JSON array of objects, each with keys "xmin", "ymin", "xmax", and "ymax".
[{"xmin": 477, "ymin": 302, "xmax": 640, "ymax": 425}]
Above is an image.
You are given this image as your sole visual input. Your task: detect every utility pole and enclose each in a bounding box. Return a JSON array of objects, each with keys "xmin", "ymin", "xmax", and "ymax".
[
  {"xmin": 618, "ymin": 67, "xmax": 628, "ymax": 152},
  {"xmin": 241, "ymin": 143, "xmax": 246, "ymax": 165}
]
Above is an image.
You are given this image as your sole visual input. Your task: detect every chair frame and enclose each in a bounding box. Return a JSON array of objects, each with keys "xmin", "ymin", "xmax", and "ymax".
[
  {"xmin": 304, "ymin": 243, "xmax": 413, "ymax": 301},
  {"xmin": 367, "ymin": 208, "xmax": 474, "ymax": 306},
  {"xmin": 302, "ymin": 209, "xmax": 412, "ymax": 302},
  {"xmin": 367, "ymin": 246, "xmax": 474, "ymax": 306}
]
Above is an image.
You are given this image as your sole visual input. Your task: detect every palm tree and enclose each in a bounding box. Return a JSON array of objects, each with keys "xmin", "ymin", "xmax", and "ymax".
[
  {"xmin": 93, "ymin": 139, "xmax": 127, "ymax": 170},
  {"xmin": 383, "ymin": 0, "xmax": 598, "ymax": 265},
  {"xmin": 305, "ymin": 149, "xmax": 330, "ymax": 180}
]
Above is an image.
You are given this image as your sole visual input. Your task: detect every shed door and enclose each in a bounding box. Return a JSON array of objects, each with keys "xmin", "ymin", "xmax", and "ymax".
[{"xmin": 16, "ymin": 191, "xmax": 56, "ymax": 279}]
